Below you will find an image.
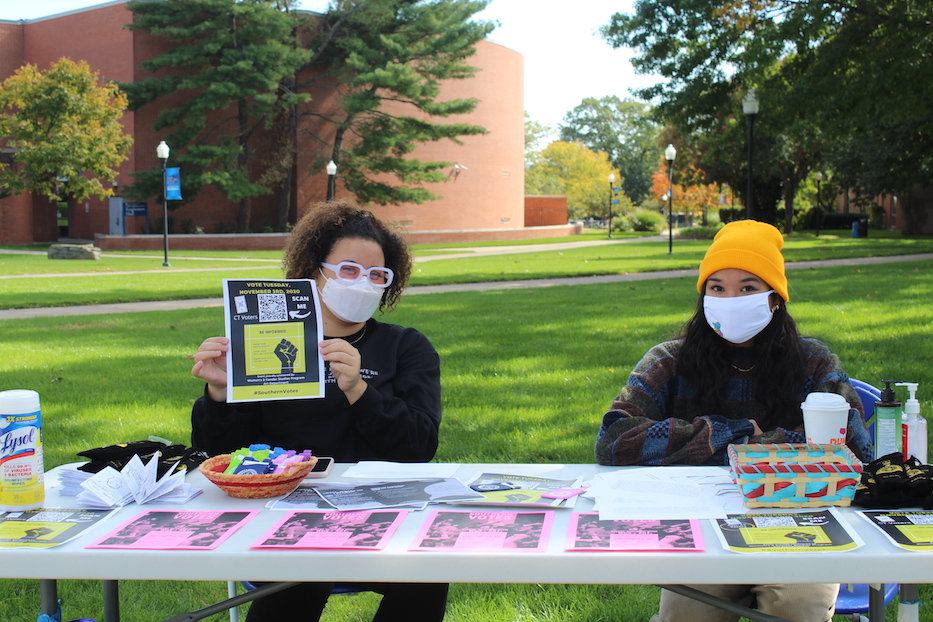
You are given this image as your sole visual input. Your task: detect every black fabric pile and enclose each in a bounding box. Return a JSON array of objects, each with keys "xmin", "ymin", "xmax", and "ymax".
[
  {"xmin": 853, "ymin": 452, "xmax": 933, "ymax": 509},
  {"xmin": 77, "ymin": 440, "xmax": 208, "ymax": 478}
]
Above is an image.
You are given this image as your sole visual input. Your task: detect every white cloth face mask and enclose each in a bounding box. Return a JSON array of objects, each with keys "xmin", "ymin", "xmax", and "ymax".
[
  {"xmin": 320, "ymin": 275, "xmax": 383, "ymax": 323},
  {"xmin": 703, "ymin": 290, "xmax": 775, "ymax": 344}
]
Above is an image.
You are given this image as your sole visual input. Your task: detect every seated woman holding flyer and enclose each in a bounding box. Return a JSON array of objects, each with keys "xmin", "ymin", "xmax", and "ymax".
[
  {"xmin": 190, "ymin": 200, "xmax": 446, "ymax": 622},
  {"xmin": 595, "ymin": 220, "xmax": 871, "ymax": 622}
]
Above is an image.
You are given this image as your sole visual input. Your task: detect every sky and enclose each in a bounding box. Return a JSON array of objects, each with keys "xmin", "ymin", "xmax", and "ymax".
[{"xmin": 2, "ymin": 0, "xmax": 660, "ymax": 133}]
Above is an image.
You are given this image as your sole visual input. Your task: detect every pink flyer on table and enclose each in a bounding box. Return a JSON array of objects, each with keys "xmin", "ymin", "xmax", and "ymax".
[
  {"xmin": 411, "ymin": 510, "xmax": 553, "ymax": 552},
  {"xmin": 566, "ymin": 514, "xmax": 704, "ymax": 552},
  {"xmin": 87, "ymin": 510, "xmax": 258, "ymax": 550},
  {"xmin": 252, "ymin": 510, "xmax": 408, "ymax": 550}
]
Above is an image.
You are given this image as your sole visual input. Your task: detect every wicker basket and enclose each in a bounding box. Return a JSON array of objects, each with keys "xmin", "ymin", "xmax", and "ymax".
[
  {"xmin": 198, "ymin": 454, "xmax": 318, "ymax": 499},
  {"xmin": 728, "ymin": 443, "xmax": 863, "ymax": 508}
]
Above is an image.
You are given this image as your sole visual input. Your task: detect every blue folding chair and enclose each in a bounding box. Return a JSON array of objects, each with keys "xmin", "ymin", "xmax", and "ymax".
[
  {"xmin": 834, "ymin": 379, "xmax": 899, "ymax": 620},
  {"xmin": 835, "ymin": 582, "xmax": 900, "ymax": 621},
  {"xmin": 850, "ymin": 378, "xmax": 881, "ymax": 440}
]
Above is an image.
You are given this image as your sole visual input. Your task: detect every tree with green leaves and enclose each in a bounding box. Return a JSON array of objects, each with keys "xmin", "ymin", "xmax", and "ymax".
[
  {"xmin": 123, "ymin": 0, "xmax": 312, "ymax": 232},
  {"xmin": 0, "ymin": 59, "xmax": 131, "ymax": 202},
  {"xmin": 560, "ymin": 96, "xmax": 658, "ymax": 205},
  {"xmin": 524, "ymin": 112, "xmax": 553, "ymax": 166},
  {"xmin": 308, "ymin": 0, "xmax": 494, "ymax": 205},
  {"xmin": 602, "ymin": 0, "xmax": 933, "ymax": 233},
  {"xmin": 525, "ymin": 141, "xmax": 628, "ymax": 220}
]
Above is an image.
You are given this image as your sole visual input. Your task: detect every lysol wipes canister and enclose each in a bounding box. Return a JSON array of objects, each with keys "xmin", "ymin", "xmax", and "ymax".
[{"xmin": 0, "ymin": 389, "xmax": 45, "ymax": 510}]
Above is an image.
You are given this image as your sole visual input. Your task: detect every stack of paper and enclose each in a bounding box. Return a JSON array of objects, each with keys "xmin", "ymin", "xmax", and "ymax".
[
  {"xmin": 76, "ymin": 453, "xmax": 202, "ymax": 509},
  {"xmin": 57, "ymin": 468, "xmax": 94, "ymax": 496},
  {"xmin": 584, "ymin": 467, "xmax": 743, "ymax": 520}
]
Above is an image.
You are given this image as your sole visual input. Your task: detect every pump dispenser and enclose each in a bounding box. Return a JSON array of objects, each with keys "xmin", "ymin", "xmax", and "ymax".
[
  {"xmin": 898, "ymin": 382, "xmax": 927, "ymax": 464},
  {"xmin": 874, "ymin": 380, "xmax": 902, "ymax": 460}
]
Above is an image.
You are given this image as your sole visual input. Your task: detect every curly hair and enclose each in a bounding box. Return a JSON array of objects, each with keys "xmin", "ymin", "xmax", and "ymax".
[
  {"xmin": 282, "ymin": 199, "xmax": 412, "ymax": 311},
  {"xmin": 677, "ymin": 290, "xmax": 807, "ymax": 430}
]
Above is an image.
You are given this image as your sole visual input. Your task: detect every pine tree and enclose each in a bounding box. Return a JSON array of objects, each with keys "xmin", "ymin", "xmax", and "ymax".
[
  {"xmin": 123, "ymin": 0, "xmax": 312, "ymax": 232},
  {"xmin": 310, "ymin": 0, "xmax": 494, "ymax": 205}
]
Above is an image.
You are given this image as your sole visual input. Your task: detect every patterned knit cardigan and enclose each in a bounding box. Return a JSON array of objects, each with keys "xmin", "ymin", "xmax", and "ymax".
[{"xmin": 595, "ymin": 337, "xmax": 873, "ymax": 466}]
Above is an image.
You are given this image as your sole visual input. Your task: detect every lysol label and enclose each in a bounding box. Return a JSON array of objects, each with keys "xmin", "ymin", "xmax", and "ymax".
[{"xmin": 0, "ymin": 409, "xmax": 45, "ymax": 507}]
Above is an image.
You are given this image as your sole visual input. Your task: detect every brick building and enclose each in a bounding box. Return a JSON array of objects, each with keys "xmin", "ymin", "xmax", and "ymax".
[{"xmin": 0, "ymin": 1, "xmax": 573, "ymax": 247}]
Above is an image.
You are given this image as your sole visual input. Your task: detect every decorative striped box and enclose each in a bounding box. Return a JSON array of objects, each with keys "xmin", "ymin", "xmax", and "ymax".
[{"xmin": 728, "ymin": 443, "xmax": 863, "ymax": 508}]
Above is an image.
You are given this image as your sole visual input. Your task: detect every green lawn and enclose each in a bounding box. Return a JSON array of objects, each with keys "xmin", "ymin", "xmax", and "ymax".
[
  {"xmin": 1, "ymin": 233, "xmax": 931, "ymax": 621},
  {"xmin": 2, "ymin": 232, "xmax": 932, "ymax": 310}
]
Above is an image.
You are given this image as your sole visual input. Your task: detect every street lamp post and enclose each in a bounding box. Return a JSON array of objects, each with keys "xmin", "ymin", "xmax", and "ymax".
[
  {"xmin": 743, "ymin": 90, "xmax": 759, "ymax": 220},
  {"xmin": 607, "ymin": 173, "xmax": 615, "ymax": 239},
  {"xmin": 815, "ymin": 172, "xmax": 823, "ymax": 237},
  {"xmin": 326, "ymin": 160, "xmax": 337, "ymax": 201},
  {"xmin": 156, "ymin": 140, "xmax": 170, "ymax": 267},
  {"xmin": 665, "ymin": 143, "xmax": 676, "ymax": 254}
]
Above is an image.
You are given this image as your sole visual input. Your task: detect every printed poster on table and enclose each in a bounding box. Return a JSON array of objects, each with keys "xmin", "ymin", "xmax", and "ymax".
[
  {"xmin": 252, "ymin": 510, "xmax": 407, "ymax": 550},
  {"xmin": 87, "ymin": 510, "xmax": 258, "ymax": 550},
  {"xmin": 567, "ymin": 514, "xmax": 704, "ymax": 552},
  {"xmin": 713, "ymin": 508, "xmax": 863, "ymax": 553},
  {"xmin": 297, "ymin": 479, "xmax": 484, "ymax": 512},
  {"xmin": 465, "ymin": 472, "xmax": 585, "ymax": 508},
  {"xmin": 860, "ymin": 510, "xmax": 933, "ymax": 551},
  {"xmin": 0, "ymin": 508, "xmax": 114, "ymax": 548},
  {"xmin": 223, "ymin": 278, "xmax": 325, "ymax": 403},
  {"xmin": 410, "ymin": 510, "xmax": 553, "ymax": 552}
]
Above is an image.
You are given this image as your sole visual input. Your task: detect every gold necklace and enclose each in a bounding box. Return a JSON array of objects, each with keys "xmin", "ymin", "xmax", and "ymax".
[
  {"xmin": 345, "ymin": 324, "xmax": 367, "ymax": 345},
  {"xmin": 325, "ymin": 323, "xmax": 367, "ymax": 345},
  {"xmin": 731, "ymin": 362, "xmax": 756, "ymax": 373}
]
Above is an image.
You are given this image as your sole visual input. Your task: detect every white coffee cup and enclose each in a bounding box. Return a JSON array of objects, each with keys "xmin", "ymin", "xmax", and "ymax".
[{"xmin": 801, "ymin": 392, "xmax": 850, "ymax": 445}]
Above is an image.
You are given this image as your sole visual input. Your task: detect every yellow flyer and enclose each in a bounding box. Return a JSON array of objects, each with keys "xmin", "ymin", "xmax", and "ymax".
[
  {"xmin": 223, "ymin": 279, "xmax": 325, "ymax": 402},
  {"xmin": 860, "ymin": 511, "xmax": 933, "ymax": 551},
  {"xmin": 713, "ymin": 508, "xmax": 863, "ymax": 553},
  {"xmin": 0, "ymin": 508, "xmax": 114, "ymax": 548}
]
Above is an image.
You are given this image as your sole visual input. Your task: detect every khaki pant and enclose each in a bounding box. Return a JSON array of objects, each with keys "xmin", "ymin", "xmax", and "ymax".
[{"xmin": 653, "ymin": 583, "xmax": 839, "ymax": 622}]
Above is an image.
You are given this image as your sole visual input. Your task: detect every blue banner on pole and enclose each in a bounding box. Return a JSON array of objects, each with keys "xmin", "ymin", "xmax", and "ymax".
[{"xmin": 165, "ymin": 167, "xmax": 182, "ymax": 200}]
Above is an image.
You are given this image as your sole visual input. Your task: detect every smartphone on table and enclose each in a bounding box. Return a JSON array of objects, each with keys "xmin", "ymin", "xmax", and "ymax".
[{"xmin": 305, "ymin": 457, "xmax": 334, "ymax": 478}]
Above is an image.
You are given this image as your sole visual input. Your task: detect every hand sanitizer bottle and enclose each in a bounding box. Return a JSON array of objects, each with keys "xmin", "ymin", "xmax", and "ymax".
[
  {"xmin": 874, "ymin": 380, "xmax": 902, "ymax": 460},
  {"xmin": 898, "ymin": 382, "xmax": 927, "ymax": 464}
]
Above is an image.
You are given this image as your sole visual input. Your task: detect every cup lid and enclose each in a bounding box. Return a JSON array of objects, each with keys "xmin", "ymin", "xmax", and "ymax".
[{"xmin": 801, "ymin": 392, "xmax": 849, "ymax": 410}]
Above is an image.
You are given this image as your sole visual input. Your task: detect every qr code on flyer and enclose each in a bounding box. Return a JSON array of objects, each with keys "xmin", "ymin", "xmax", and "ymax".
[{"xmin": 258, "ymin": 293, "xmax": 288, "ymax": 322}]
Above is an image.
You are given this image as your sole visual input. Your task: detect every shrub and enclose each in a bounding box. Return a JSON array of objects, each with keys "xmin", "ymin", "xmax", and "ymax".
[
  {"xmin": 678, "ymin": 225, "xmax": 723, "ymax": 239},
  {"xmin": 624, "ymin": 209, "xmax": 665, "ymax": 232},
  {"xmin": 180, "ymin": 219, "xmax": 205, "ymax": 234}
]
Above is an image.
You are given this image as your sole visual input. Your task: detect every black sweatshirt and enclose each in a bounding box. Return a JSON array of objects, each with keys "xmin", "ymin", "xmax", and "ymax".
[{"xmin": 191, "ymin": 319, "xmax": 441, "ymax": 463}]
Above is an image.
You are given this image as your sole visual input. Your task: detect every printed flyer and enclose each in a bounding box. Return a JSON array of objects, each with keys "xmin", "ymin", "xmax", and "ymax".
[
  {"xmin": 465, "ymin": 472, "xmax": 585, "ymax": 508},
  {"xmin": 223, "ymin": 278, "xmax": 325, "ymax": 402},
  {"xmin": 713, "ymin": 508, "xmax": 863, "ymax": 553},
  {"xmin": 87, "ymin": 510, "xmax": 257, "ymax": 550},
  {"xmin": 567, "ymin": 515, "xmax": 704, "ymax": 552},
  {"xmin": 860, "ymin": 510, "xmax": 933, "ymax": 551},
  {"xmin": 253, "ymin": 510, "xmax": 407, "ymax": 550},
  {"xmin": 411, "ymin": 510, "xmax": 553, "ymax": 552},
  {"xmin": 0, "ymin": 508, "xmax": 114, "ymax": 548},
  {"xmin": 300, "ymin": 479, "xmax": 484, "ymax": 512}
]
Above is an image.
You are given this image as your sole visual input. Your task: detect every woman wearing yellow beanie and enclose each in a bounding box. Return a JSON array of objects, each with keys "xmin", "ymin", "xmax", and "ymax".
[{"xmin": 595, "ymin": 220, "xmax": 871, "ymax": 622}]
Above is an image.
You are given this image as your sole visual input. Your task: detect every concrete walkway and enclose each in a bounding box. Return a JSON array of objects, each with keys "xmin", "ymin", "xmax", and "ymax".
[{"xmin": 1, "ymin": 251, "xmax": 930, "ymax": 321}]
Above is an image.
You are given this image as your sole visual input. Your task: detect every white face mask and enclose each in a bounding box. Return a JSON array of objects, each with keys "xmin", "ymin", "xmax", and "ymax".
[
  {"xmin": 703, "ymin": 290, "xmax": 775, "ymax": 344},
  {"xmin": 320, "ymin": 275, "xmax": 383, "ymax": 323}
]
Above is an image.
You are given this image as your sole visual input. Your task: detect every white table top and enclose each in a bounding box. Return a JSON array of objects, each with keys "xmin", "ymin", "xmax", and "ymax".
[{"xmin": 3, "ymin": 462, "xmax": 927, "ymax": 586}]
